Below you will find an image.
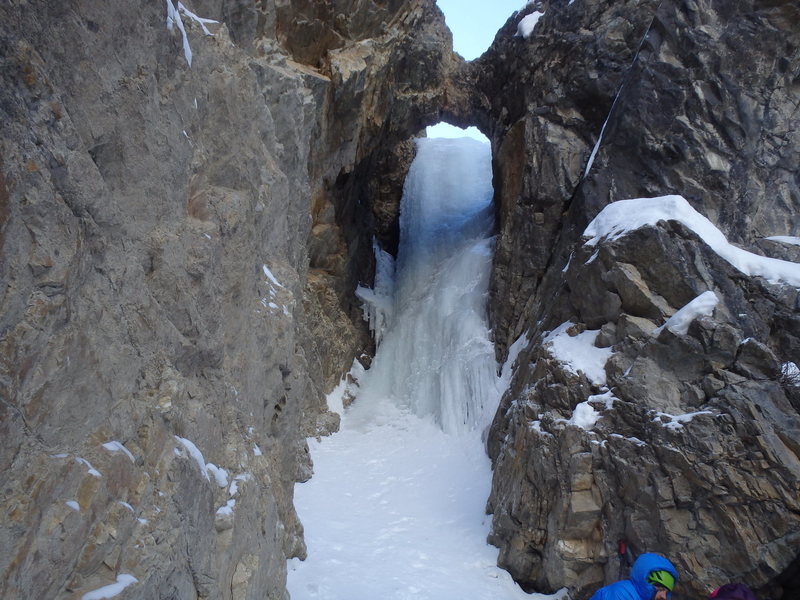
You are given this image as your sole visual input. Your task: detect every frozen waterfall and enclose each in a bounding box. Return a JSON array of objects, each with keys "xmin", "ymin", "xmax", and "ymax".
[
  {"xmin": 354, "ymin": 136, "xmax": 499, "ymax": 434},
  {"xmin": 287, "ymin": 137, "xmax": 556, "ymax": 600}
]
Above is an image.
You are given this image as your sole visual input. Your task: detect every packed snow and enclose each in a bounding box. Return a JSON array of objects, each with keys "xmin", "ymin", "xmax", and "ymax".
[
  {"xmin": 206, "ymin": 463, "xmax": 229, "ymax": 488},
  {"xmin": 584, "ymin": 195, "xmax": 800, "ymax": 287},
  {"xmin": 216, "ymin": 499, "xmax": 236, "ymax": 516},
  {"xmin": 766, "ymin": 236, "xmax": 800, "ymax": 246},
  {"xmin": 543, "ymin": 322, "xmax": 613, "ymax": 386},
  {"xmin": 608, "ymin": 433, "xmax": 647, "ymax": 447},
  {"xmin": 229, "ymin": 473, "xmax": 252, "ymax": 497},
  {"xmin": 287, "ymin": 137, "xmax": 566, "ymax": 600},
  {"xmin": 583, "ymin": 102, "xmax": 615, "ymax": 178},
  {"xmin": 101, "ymin": 441, "xmax": 135, "ymax": 462},
  {"xmin": 81, "ymin": 574, "xmax": 138, "ymax": 600},
  {"xmin": 653, "ymin": 290, "xmax": 719, "ymax": 336},
  {"xmin": 501, "ymin": 334, "xmax": 530, "ymax": 386},
  {"xmin": 517, "ymin": 11, "xmax": 544, "ymax": 38},
  {"xmin": 560, "ymin": 391, "xmax": 616, "ymax": 430},
  {"xmin": 653, "ymin": 410, "xmax": 714, "ymax": 431},
  {"xmin": 174, "ymin": 436, "xmax": 210, "ymax": 481},
  {"xmin": 783, "ymin": 362, "xmax": 800, "ymax": 383},
  {"xmin": 165, "ymin": 1, "xmax": 217, "ymax": 67},
  {"xmin": 566, "ymin": 401, "xmax": 601, "ymax": 429},
  {"xmin": 76, "ymin": 457, "xmax": 102, "ymax": 478},
  {"xmin": 174, "ymin": 435, "xmax": 231, "ymax": 487}
]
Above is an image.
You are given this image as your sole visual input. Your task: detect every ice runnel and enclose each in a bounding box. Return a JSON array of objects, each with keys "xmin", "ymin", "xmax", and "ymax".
[{"xmin": 354, "ymin": 136, "xmax": 499, "ymax": 434}]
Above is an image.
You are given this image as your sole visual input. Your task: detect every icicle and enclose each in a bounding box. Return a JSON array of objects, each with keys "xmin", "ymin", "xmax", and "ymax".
[{"xmin": 355, "ymin": 238, "xmax": 396, "ymax": 345}]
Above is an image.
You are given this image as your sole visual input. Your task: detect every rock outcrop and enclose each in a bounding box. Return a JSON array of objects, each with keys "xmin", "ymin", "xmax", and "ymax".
[
  {"xmin": 476, "ymin": 1, "xmax": 800, "ymax": 598},
  {"xmin": 2, "ymin": 0, "xmax": 799, "ymax": 598},
  {"xmin": 0, "ymin": 1, "xmax": 456, "ymax": 598}
]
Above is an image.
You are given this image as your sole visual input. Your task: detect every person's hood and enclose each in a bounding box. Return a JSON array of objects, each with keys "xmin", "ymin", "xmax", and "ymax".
[{"xmin": 630, "ymin": 553, "xmax": 679, "ymax": 600}]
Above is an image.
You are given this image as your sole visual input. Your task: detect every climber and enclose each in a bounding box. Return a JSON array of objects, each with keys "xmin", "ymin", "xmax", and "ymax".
[
  {"xmin": 709, "ymin": 583, "xmax": 758, "ymax": 600},
  {"xmin": 589, "ymin": 552, "xmax": 679, "ymax": 600}
]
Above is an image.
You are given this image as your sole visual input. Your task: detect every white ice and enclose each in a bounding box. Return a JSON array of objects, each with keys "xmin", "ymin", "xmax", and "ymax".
[
  {"xmin": 288, "ymin": 137, "xmax": 565, "ymax": 600},
  {"xmin": 356, "ymin": 239, "xmax": 396, "ymax": 344},
  {"xmin": 349, "ymin": 137, "xmax": 499, "ymax": 434}
]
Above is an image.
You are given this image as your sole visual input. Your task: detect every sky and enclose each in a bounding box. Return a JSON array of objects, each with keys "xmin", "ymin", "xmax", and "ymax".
[
  {"xmin": 437, "ymin": 0, "xmax": 527, "ymax": 61},
  {"xmin": 427, "ymin": 0, "xmax": 526, "ymax": 141}
]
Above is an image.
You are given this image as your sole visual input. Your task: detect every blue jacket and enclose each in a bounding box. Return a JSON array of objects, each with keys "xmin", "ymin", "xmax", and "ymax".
[{"xmin": 589, "ymin": 553, "xmax": 679, "ymax": 600}]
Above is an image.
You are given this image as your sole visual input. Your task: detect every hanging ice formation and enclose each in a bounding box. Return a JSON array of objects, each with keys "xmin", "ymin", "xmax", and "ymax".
[
  {"xmin": 355, "ymin": 238, "xmax": 396, "ymax": 345},
  {"xmin": 355, "ymin": 136, "xmax": 501, "ymax": 434}
]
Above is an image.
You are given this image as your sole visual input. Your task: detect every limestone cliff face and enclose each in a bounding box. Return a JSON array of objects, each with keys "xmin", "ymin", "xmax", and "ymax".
[
  {"xmin": 0, "ymin": 1, "xmax": 454, "ymax": 598},
  {"xmin": 475, "ymin": 1, "xmax": 800, "ymax": 598}
]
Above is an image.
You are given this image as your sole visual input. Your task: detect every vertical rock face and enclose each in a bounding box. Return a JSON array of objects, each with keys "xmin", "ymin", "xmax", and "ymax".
[
  {"xmin": 0, "ymin": 1, "xmax": 455, "ymax": 598},
  {"xmin": 475, "ymin": 1, "xmax": 800, "ymax": 598},
  {"xmin": 2, "ymin": 0, "xmax": 799, "ymax": 599},
  {"xmin": 1, "ymin": 2, "xmax": 318, "ymax": 598}
]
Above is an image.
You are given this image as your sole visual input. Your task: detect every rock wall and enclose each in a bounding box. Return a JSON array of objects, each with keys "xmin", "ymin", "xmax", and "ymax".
[
  {"xmin": 0, "ymin": 1, "xmax": 455, "ymax": 598},
  {"xmin": 3, "ymin": 0, "xmax": 799, "ymax": 599},
  {"xmin": 475, "ymin": 1, "xmax": 800, "ymax": 598}
]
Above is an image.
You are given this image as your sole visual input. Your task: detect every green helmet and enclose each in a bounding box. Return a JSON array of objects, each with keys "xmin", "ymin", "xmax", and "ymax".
[{"xmin": 647, "ymin": 570, "xmax": 675, "ymax": 592}]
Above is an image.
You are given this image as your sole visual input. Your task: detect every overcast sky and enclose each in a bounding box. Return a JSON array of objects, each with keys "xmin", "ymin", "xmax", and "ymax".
[{"xmin": 428, "ymin": 0, "xmax": 525, "ymax": 140}]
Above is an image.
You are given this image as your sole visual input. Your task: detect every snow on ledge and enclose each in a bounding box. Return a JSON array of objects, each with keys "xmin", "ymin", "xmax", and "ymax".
[
  {"xmin": 174, "ymin": 436, "xmax": 210, "ymax": 481},
  {"xmin": 101, "ymin": 441, "xmax": 135, "ymax": 463},
  {"xmin": 653, "ymin": 410, "xmax": 714, "ymax": 431},
  {"xmin": 556, "ymin": 391, "xmax": 616, "ymax": 431},
  {"xmin": 216, "ymin": 498, "xmax": 236, "ymax": 516},
  {"xmin": 76, "ymin": 457, "xmax": 102, "ymax": 478},
  {"xmin": 766, "ymin": 235, "xmax": 800, "ymax": 246},
  {"xmin": 500, "ymin": 333, "xmax": 530, "ymax": 386},
  {"xmin": 206, "ymin": 463, "xmax": 229, "ymax": 488},
  {"xmin": 543, "ymin": 322, "xmax": 613, "ymax": 386},
  {"xmin": 584, "ymin": 195, "xmax": 800, "ymax": 287},
  {"xmin": 653, "ymin": 290, "xmax": 719, "ymax": 336},
  {"xmin": 609, "ymin": 433, "xmax": 647, "ymax": 446},
  {"xmin": 517, "ymin": 11, "xmax": 544, "ymax": 38},
  {"xmin": 81, "ymin": 574, "xmax": 138, "ymax": 600}
]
